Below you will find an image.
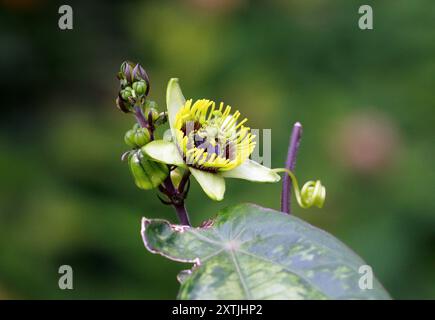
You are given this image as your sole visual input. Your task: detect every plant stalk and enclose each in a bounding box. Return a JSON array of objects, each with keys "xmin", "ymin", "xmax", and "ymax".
[
  {"xmin": 163, "ymin": 176, "xmax": 191, "ymax": 226},
  {"xmin": 281, "ymin": 122, "xmax": 302, "ymax": 214},
  {"xmin": 133, "ymin": 105, "xmax": 148, "ymax": 128},
  {"xmin": 178, "ymin": 170, "xmax": 191, "ymax": 193}
]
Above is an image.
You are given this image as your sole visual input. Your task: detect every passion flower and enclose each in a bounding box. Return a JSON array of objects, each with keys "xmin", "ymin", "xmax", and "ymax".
[{"xmin": 143, "ymin": 78, "xmax": 280, "ymax": 201}]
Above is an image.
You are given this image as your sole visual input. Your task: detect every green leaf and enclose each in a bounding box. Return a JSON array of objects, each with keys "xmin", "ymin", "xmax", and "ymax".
[{"xmin": 141, "ymin": 203, "xmax": 391, "ymax": 300}]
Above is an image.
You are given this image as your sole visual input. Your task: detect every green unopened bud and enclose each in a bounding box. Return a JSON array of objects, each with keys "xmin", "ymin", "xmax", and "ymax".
[
  {"xmin": 124, "ymin": 124, "xmax": 150, "ymax": 148},
  {"xmin": 134, "ymin": 127, "xmax": 151, "ymax": 147},
  {"xmin": 132, "ymin": 81, "xmax": 147, "ymax": 96},
  {"xmin": 119, "ymin": 61, "xmax": 135, "ymax": 84},
  {"xmin": 124, "ymin": 129, "xmax": 137, "ymax": 148},
  {"xmin": 120, "ymin": 87, "xmax": 133, "ymax": 100},
  {"xmin": 118, "ymin": 61, "xmax": 150, "ymax": 93},
  {"xmin": 128, "ymin": 151, "xmax": 168, "ymax": 190},
  {"xmin": 132, "ymin": 63, "xmax": 150, "ymax": 85}
]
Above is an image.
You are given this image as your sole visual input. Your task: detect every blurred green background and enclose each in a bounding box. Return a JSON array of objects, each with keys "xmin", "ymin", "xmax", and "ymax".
[{"xmin": 0, "ymin": 0, "xmax": 434, "ymax": 299}]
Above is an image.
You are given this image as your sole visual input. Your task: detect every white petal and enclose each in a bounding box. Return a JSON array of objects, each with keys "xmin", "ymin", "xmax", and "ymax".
[
  {"xmin": 166, "ymin": 78, "xmax": 186, "ymax": 131},
  {"xmin": 221, "ymin": 159, "xmax": 281, "ymax": 182},
  {"xmin": 190, "ymin": 168, "xmax": 225, "ymax": 201},
  {"xmin": 142, "ymin": 140, "xmax": 185, "ymax": 167}
]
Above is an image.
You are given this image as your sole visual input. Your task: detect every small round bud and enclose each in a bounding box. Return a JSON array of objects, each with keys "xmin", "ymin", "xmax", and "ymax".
[
  {"xmin": 134, "ymin": 128, "xmax": 151, "ymax": 147},
  {"xmin": 132, "ymin": 81, "xmax": 147, "ymax": 96},
  {"xmin": 124, "ymin": 124, "xmax": 150, "ymax": 148},
  {"xmin": 120, "ymin": 87, "xmax": 133, "ymax": 100},
  {"xmin": 124, "ymin": 129, "xmax": 137, "ymax": 148}
]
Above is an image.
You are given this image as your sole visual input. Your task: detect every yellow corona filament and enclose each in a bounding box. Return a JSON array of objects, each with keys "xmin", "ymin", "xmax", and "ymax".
[{"xmin": 174, "ymin": 99, "xmax": 256, "ymax": 171}]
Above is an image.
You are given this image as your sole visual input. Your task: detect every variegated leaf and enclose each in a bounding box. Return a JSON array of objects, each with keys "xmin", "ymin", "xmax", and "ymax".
[{"xmin": 141, "ymin": 203, "xmax": 390, "ymax": 300}]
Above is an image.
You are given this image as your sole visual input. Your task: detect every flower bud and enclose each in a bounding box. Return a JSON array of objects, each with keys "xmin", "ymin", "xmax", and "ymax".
[
  {"xmin": 134, "ymin": 127, "xmax": 151, "ymax": 147},
  {"xmin": 116, "ymin": 61, "xmax": 151, "ymax": 113},
  {"xmin": 120, "ymin": 87, "xmax": 133, "ymax": 100},
  {"xmin": 132, "ymin": 63, "xmax": 150, "ymax": 88},
  {"xmin": 132, "ymin": 81, "xmax": 147, "ymax": 96},
  {"xmin": 124, "ymin": 128, "xmax": 137, "ymax": 148},
  {"xmin": 118, "ymin": 61, "xmax": 135, "ymax": 84},
  {"xmin": 124, "ymin": 124, "xmax": 151, "ymax": 148},
  {"xmin": 118, "ymin": 61, "xmax": 150, "ymax": 94},
  {"xmin": 128, "ymin": 151, "xmax": 168, "ymax": 190}
]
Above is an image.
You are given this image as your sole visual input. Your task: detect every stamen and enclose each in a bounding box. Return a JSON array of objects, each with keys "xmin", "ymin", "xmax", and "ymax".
[
  {"xmin": 235, "ymin": 118, "xmax": 248, "ymax": 129},
  {"xmin": 218, "ymin": 102, "xmax": 224, "ymax": 113},
  {"xmin": 207, "ymin": 102, "xmax": 216, "ymax": 120},
  {"xmin": 222, "ymin": 106, "xmax": 231, "ymax": 118}
]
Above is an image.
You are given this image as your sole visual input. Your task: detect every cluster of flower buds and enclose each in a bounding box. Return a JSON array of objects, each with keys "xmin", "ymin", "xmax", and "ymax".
[
  {"xmin": 117, "ymin": 61, "xmax": 170, "ymax": 191},
  {"xmin": 116, "ymin": 61, "xmax": 150, "ymax": 113}
]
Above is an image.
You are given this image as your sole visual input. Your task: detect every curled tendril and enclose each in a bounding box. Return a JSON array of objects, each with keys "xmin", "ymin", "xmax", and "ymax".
[{"xmin": 273, "ymin": 168, "xmax": 326, "ymax": 209}]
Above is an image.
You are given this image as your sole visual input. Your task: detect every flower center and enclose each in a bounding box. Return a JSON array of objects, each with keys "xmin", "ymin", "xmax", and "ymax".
[{"xmin": 174, "ymin": 99, "xmax": 255, "ymax": 172}]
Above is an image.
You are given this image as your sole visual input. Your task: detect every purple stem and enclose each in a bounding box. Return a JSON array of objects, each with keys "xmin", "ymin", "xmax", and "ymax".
[
  {"xmin": 174, "ymin": 203, "xmax": 191, "ymax": 226},
  {"xmin": 163, "ymin": 177, "xmax": 191, "ymax": 226},
  {"xmin": 281, "ymin": 122, "xmax": 303, "ymax": 214},
  {"xmin": 133, "ymin": 105, "xmax": 148, "ymax": 128},
  {"xmin": 178, "ymin": 170, "xmax": 191, "ymax": 193}
]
